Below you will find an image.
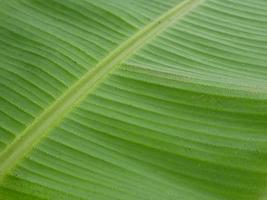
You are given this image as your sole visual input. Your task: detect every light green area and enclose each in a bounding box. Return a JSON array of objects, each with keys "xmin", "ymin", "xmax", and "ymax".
[{"xmin": 1, "ymin": 0, "xmax": 267, "ymax": 199}]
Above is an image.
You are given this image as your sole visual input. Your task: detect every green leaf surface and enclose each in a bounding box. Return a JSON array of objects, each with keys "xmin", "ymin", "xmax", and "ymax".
[{"xmin": 0, "ymin": 0, "xmax": 267, "ymax": 199}]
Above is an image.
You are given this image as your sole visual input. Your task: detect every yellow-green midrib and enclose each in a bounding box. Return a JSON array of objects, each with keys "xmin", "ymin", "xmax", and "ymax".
[{"xmin": 0, "ymin": 0, "xmax": 202, "ymax": 182}]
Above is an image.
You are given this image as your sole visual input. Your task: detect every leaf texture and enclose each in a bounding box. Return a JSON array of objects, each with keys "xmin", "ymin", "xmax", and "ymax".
[{"xmin": 1, "ymin": 0, "xmax": 267, "ymax": 200}]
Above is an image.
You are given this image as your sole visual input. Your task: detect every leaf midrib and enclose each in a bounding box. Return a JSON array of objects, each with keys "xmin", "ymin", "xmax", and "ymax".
[{"xmin": 0, "ymin": 0, "xmax": 203, "ymax": 182}]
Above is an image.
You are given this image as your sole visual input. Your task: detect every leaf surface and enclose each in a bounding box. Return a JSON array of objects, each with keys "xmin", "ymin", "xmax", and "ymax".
[{"xmin": 0, "ymin": 0, "xmax": 267, "ymax": 199}]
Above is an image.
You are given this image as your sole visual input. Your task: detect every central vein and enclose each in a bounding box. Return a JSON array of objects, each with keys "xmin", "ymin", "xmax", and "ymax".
[{"xmin": 0, "ymin": 0, "xmax": 203, "ymax": 182}]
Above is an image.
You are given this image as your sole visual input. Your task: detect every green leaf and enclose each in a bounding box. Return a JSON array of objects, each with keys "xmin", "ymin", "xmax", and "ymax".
[{"xmin": 0, "ymin": 0, "xmax": 267, "ymax": 199}]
